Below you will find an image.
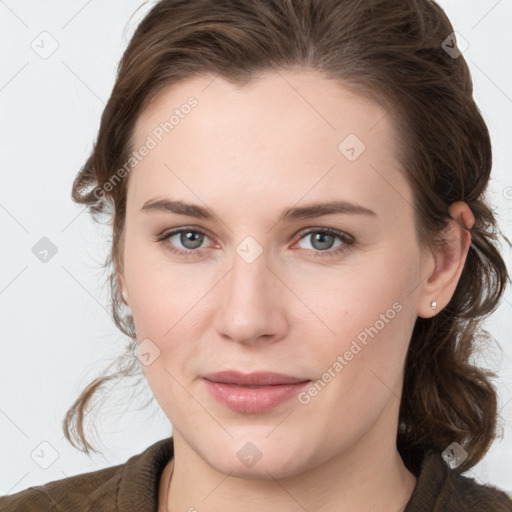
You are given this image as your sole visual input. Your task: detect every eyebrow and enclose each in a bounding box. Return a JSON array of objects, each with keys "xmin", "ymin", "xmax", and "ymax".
[{"xmin": 140, "ymin": 197, "xmax": 377, "ymax": 222}]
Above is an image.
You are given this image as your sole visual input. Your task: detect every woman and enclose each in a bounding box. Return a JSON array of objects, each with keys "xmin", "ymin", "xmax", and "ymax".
[{"xmin": 1, "ymin": 0, "xmax": 511, "ymax": 510}]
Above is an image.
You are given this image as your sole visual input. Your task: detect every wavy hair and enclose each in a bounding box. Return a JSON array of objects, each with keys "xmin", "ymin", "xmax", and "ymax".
[{"xmin": 63, "ymin": 0, "xmax": 509, "ymax": 476}]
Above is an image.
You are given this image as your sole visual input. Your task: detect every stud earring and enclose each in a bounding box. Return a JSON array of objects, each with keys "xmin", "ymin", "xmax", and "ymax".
[{"xmin": 431, "ymin": 300, "xmax": 437, "ymax": 310}]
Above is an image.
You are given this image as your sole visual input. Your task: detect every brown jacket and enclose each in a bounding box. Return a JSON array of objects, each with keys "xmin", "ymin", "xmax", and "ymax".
[{"xmin": 1, "ymin": 437, "xmax": 511, "ymax": 511}]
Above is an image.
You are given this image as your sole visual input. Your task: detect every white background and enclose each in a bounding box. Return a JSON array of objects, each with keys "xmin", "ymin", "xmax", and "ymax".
[{"xmin": 1, "ymin": 0, "xmax": 511, "ymax": 496}]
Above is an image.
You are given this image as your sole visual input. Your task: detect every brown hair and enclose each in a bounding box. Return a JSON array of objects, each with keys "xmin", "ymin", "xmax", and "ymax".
[{"xmin": 64, "ymin": 0, "xmax": 509, "ymax": 476}]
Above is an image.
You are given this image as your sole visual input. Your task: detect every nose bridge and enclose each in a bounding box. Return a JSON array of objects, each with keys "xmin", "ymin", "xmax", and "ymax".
[
  {"xmin": 226, "ymin": 246, "xmax": 271, "ymax": 318},
  {"xmin": 214, "ymin": 242, "xmax": 284, "ymax": 343}
]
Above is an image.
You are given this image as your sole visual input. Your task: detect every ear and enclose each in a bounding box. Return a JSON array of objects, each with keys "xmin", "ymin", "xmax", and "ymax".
[
  {"xmin": 117, "ymin": 269, "xmax": 130, "ymax": 307},
  {"xmin": 417, "ymin": 201, "xmax": 475, "ymax": 318},
  {"xmin": 115, "ymin": 232, "xmax": 130, "ymax": 306}
]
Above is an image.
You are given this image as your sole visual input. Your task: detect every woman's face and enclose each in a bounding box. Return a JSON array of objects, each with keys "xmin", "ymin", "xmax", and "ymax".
[{"xmin": 119, "ymin": 70, "xmax": 433, "ymax": 478}]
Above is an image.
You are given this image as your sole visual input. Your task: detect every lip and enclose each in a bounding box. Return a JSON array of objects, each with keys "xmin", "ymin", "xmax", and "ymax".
[
  {"xmin": 202, "ymin": 371, "xmax": 311, "ymax": 413},
  {"xmin": 203, "ymin": 370, "xmax": 308, "ymax": 386}
]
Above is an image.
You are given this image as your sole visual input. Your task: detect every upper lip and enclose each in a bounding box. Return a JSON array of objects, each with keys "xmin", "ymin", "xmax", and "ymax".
[{"xmin": 202, "ymin": 371, "xmax": 310, "ymax": 386}]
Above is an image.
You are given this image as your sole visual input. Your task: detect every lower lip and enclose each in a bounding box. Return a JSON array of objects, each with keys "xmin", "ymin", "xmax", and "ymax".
[{"xmin": 202, "ymin": 379, "xmax": 311, "ymax": 413}]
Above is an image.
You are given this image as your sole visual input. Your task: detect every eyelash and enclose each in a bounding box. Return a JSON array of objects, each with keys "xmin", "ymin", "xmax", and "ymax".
[{"xmin": 156, "ymin": 227, "xmax": 355, "ymax": 259}]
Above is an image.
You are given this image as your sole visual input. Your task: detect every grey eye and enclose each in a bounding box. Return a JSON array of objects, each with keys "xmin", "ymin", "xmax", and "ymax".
[
  {"xmin": 297, "ymin": 231, "xmax": 344, "ymax": 251},
  {"xmin": 171, "ymin": 230, "xmax": 206, "ymax": 250}
]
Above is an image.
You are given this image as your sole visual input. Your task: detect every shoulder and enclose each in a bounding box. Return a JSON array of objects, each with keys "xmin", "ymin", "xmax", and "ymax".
[
  {"xmin": 0, "ymin": 460, "xmax": 124, "ymax": 511},
  {"xmin": 0, "ymin": 437, "xmax": 174, "ymax": 512},
  {"xmin": 448, "ymin": 473, "xmax": 512, "ymax": 511},
  {"xmin": 406, "ymin": 449, "xmax": 512, "ymax": 512}
]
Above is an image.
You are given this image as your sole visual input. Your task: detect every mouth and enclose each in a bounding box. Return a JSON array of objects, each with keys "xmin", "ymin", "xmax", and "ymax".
[
  {"xmin": 202, "ymin": 370, "xmax": 309, "ymax": 386},
  {"xmin": 201, "ymin": 370, "xmax": 311, "ymax": 413}
]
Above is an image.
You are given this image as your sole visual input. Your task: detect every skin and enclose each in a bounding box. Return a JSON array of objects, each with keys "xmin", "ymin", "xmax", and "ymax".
[{"xmin": 117, "ymin": 69, "xmax": 474, "ymax": 512}]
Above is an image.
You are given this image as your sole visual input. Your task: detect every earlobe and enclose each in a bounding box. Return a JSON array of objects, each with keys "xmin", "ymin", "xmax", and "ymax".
[{"xmin": 417, "ymin": 201, "xmax": 474, "ymax": 318}]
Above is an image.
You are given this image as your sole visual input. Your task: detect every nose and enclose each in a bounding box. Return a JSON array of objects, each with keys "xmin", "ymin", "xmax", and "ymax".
[{"xmin": 213, "ymin": 247, "xmax": 288, "ymax": 346}]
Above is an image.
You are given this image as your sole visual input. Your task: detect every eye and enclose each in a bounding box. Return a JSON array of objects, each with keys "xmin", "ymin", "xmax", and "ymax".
[
  {"xmin": 294, "ymin": 228, "xmax": 354, "ymax": 258},
  {"xmin": 157, "ymin": 226, "xmax": 355, "ymax": 259},
  {"xmin": 157, "ymin": 227, "xmax": 213, "ymax": 256}
]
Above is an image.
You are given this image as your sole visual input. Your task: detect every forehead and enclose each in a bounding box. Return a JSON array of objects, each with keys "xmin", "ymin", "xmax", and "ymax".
[
  {"xmin": 133, "ymin": 70, "xmax": 395, "ymax": 149},
  {"xmin": 128, "ymin": 70, "xmax": 413, "ymax": 222}
]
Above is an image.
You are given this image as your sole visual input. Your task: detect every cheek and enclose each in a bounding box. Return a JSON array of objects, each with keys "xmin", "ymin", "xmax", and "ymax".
[
  {"xmin": 308, "ymin": 250, "xmax": 415, "ymax": 343},
  {"xmin": 123, "ymin": 237, "xmax": 205, "ymax": 337},
  {"xmin": 123, "ymin": 245, "xmax": 206, "ymax": 416},
  {"xmin": 122, "ymin": 242, "xmax": 212, "ymax": 393},
  {"xmin": 302, "ymin": 247, "xmax": 419, "ymax": 398}
]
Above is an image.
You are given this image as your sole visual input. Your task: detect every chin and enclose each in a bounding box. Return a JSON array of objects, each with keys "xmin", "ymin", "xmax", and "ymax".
[{"xmin": 200, "ymin": 436, "xmax": 311, "ymax": 480}]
